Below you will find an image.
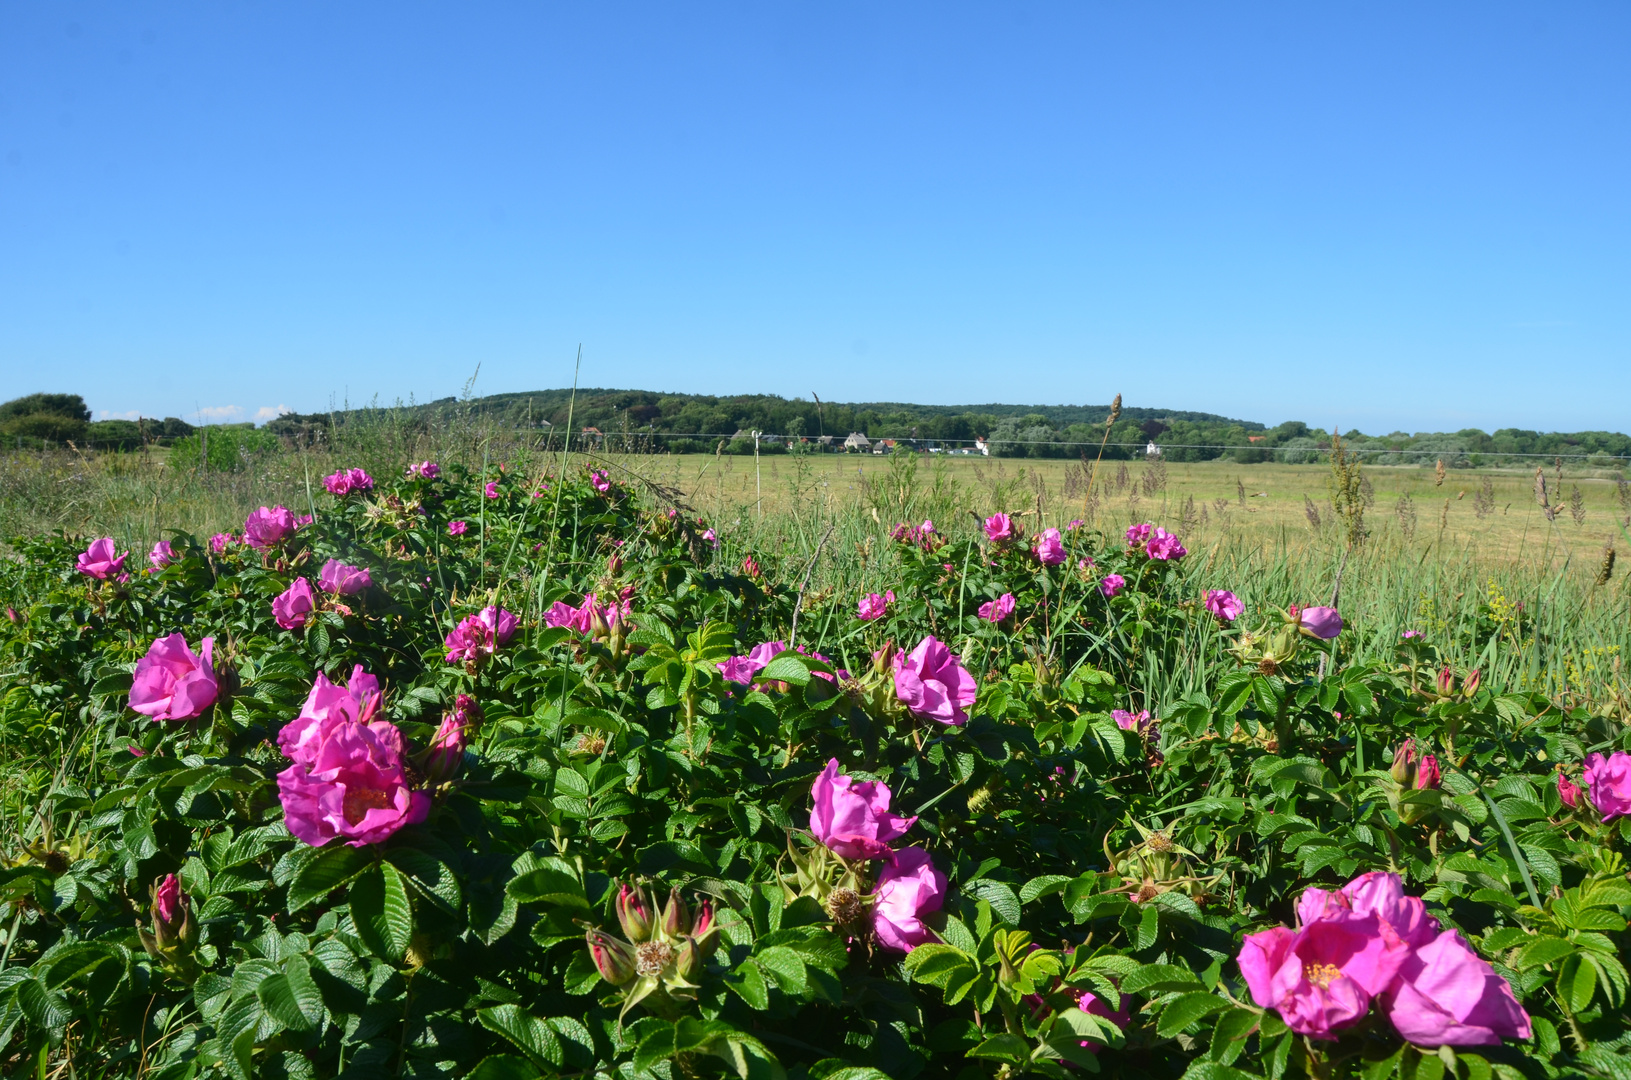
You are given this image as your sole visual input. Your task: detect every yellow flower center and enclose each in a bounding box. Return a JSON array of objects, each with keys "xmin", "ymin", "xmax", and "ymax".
[{"xmin": 1303, "ymin": 962, "xmax": 1342, "ymax": 989}]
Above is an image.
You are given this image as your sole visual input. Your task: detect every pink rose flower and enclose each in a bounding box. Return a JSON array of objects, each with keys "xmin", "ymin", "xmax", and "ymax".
[
  {"xmin": 1075, "ymin": 991, "xmax": 1131, "ymax": 1053},
  {"xmin": 444, "ymin": 606, "xmax": 519, "ymax": 664},
  {"xmin": 1066, "ymin": 519, "xmax": 1084, "ymax": 531},
  {"xmin": 1113, "ymin": 708, "xmax": 1153, "ymax": 735},
  {"xmin": 1099, "ymin": 573, "xmax": 1126, "ymax": 598},
  {"xmin": 857, "ymin": 591, "xmax": 894, "ymax": 622},
  {"xmin": 1205, "ymin": 589, "xmax": 1244, "ymax": 623},
  {"xmin": 317, "ymin": 559, "xmax": 371, "ymax": 595},
  {"xmin": 77, "ymin": 537, "xmax": 128, "ymax": 581},
  {"xmin": 717, "ymin": 640, "xmax": 787, "ymax": 685},
  {"xmin": 272, "ymin": 577, "xmax": 317, "ymax": 629},
  {"xmin": 323, "ymin": 468, "xmax": 374, "ymax": 496},
  {"xmin": 276, "ymin": 717, "xmax": 430, "ymax": 847},
  {"xmin": 1558, "ymin": 771, "xmax": 1582, "ymax": 809},
  {"xmin": 1382, "ymin": 930, "xmax": 1532, "ymax": 1047},
  {"xmin": 717, "ymin": 656, "xmax": 759, "ymax": 685},
  {"xmin": 1125, "ymin": 523, "xmax": 1152, "ymax": 548},
  {"xmin": 545, "ymin": 594, "xmax": 595, "ymax": 634},
  {"xmin": 408, "ymin": 461, "xmax": 440, "ymax": 479},
  {"xmin": 872, "ymin": 846, "xmax": 946, "ymax": 953},
  {"xmin": 978, "ymin": 593, "xmax": 1015, "ymax": 624},
  {"xmin": 277, "ymin": 665, "xmax": 383, "ymax": 768},
  {"xmin": 243, "ymin": 506, "xmax": 297, "ymax": 550},
  {"xmin": 148, "ymin": 541, "xmax": 177, "ymax": 570},
  {"xmin": 1285, "ymin": 872, "xmax": 1528, "ymax": 1046},
  {"xmin": 1298, "ymin": 871, "xmax": 1439, "ymax": 951},
  {"xmin": 209, "ymin": 533, "xmax": 235, "ymax": 555},
  {"xmin": 809, "ymin": 758, "xmax": 916, "ymax": 860},
  {"xmin": 129, "ymin": 634, "xmax": 219, "ymax": 722},
  {"xmin": 590, "ymin": 470, "xmax": 612, "ymax": 493},
  {"xmin": 892, "ymin": 635, "xmax": 978, "ymax": 726},
  {"xmin": 1299, "ymin": 606, "xmax": 1344, "ymax": 639},
  {"xmin": 984, "ymin": 513, "xmax": 1019, "ymax": 543},
  {"xmin": 484, "ymin": 481, "xmax": 499, "ymax": 499},
  {"xmin": 1585, "ymin": 751, "xmax": 1631, "ymax": 822},
  {"xmin": 1034, "ymin": 527, "xmax": 1065, "ymax": 566},
  {"xmin": 1402, "ymin": 629, "xmax": 1423, "ymax": 640},
  {"xmin": 703, "ymin": 528, "xmax": 718, "ymax": 546},
  {"xmin": 447, "ymin": 520, "xmax": 468, "ymax": 536},
  {"xmin": 1238, "ymin": 910, "xmax": 1410, "ymax": 1040},
  {"xmin": 1145, "ymin": 527, "xmax": 1187, "ymax": 561}
]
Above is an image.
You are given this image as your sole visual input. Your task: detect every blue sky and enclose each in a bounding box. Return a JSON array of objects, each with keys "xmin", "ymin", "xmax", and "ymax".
[{"xmin": 1, "ymin": 3, "xmax": 1627, "ymax": 434}]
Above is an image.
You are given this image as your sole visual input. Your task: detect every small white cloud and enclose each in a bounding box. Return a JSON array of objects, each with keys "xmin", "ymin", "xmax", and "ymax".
[
  {"xmin": 98, "ymin": 409, "xmax": 141, "ymax": 420},
  {"xmin": 196, "ymin": 405, "xmax": 244, "ymax": 423},
  {"xmin": 254, "ymin": 404, "xmax": 292, "ymax": 422}
]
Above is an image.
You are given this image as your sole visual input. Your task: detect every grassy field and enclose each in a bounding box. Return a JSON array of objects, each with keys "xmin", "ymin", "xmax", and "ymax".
[
  {"xmin": 643, "ymin": 451, "xmax": 1631, "ymax": 562},
  {"xmin": 2, "ymin": 441, "xmax": 1628, "ymax": 705}
]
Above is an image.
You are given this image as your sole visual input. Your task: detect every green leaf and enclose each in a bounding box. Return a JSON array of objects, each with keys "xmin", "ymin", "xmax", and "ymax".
[
  {"xmin": 1122, "ymin": 963, "xmax": 1203, "ymax": 995},
  {"xmin": 758, "ymin": 656, "xmax": 812, "ymax": 685},
  {"xmin": 729, "ymin": 960, "xmax": 770, "ymax": 1010},
  {"xmin": 1020, "ymin": 875, "xmax": 1073, "ymax": 904},
  {"xmin": 350, "ymin": 862, "xmax": 413, "ymax": 964},
  {"xmin": 754, "ymin": 945, "xmax": 808, "ymax": 995},
  {"xmin": 477, "ymin": 1004, "xmax": 564, "ymax": 1068},
  {"xmin": 286, "ymin": 844, "xmax": 367, "ymax": 913},
  {"xmin": 1158, "ymin": 992, "xmax": 1230, "ymax": 1038},
  {"xmin": 506, "ymin": 858, "xmax": 588, "ymax": 908},
  {"xmin": 1515, "ymin": 936, "xmax": 1575, "ymax": 971},
  {"xmin": 467, "ymin": 1054, "xmax": 543, "ymax": 1080},
  {"xmin": 1560, "ymin": 955, "xmax": 1598, "ymax": 1013},
  {"xmin": 966, "ymin": 1033, "xmax": 1030, "ymax": 1063}
]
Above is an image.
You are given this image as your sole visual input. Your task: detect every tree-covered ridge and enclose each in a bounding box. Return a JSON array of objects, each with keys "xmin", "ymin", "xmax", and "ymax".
[{"xmin": 265, "ymin": 389, "xmax": 1631, "ymax": 466}]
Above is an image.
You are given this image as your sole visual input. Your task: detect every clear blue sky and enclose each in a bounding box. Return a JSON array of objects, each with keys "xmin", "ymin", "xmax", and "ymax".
[{"xmin": 2, "ymin": 3, "xmax": 1627, "ymax": 434}]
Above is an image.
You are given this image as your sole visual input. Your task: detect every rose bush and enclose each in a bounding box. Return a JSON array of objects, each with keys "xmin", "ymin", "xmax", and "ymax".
[{"xmin": 0, "ymin": 458, "xmax": 1627, "ymax": 1079}]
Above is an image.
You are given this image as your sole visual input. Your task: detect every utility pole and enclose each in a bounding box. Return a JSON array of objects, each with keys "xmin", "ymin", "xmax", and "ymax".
[{"xmin": 753, "ymin": 430, "xmax": 763, "ymax": 519}]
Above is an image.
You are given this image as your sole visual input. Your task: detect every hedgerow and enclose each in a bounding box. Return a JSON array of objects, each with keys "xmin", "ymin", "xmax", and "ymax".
[{"xmin": 1, "ymin": 459, "xmax": 1627, "ymax": 1079}]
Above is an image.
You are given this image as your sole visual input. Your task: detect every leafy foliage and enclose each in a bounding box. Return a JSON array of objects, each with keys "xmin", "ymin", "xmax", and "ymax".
[{"xmin": 0, "ymin": 461, "xmax": 1627, "ymax": 1079}]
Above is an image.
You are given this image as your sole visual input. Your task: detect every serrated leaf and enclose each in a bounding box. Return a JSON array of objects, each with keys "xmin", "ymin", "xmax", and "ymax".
[
  {"xmin": 1158, "ymin": 991, "xmax": 1230, "ymax": 1037},
  {"xmin": 506, "ymin": 858, "xmax": 588, "ymax": 908},
  {"xmin": 350, "ymin": 863, "xmax": 413, "ymax": 964},
  {"xmin": 1122, "ymin": 962, "xmax": 1203, "ymax": 995},
  {"xmin": 286, "ymin": 844, "xmax": 367, "ymax": 913},
  {"xmin": 477, "ymin": 1004, "xmax": 564, "ymax": 1067}
]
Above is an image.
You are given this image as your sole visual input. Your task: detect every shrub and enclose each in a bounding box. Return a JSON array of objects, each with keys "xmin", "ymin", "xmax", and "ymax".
[
  {"xmin": 0, "ymin": 471, "xmax": 1625, "ymax": 1078},
  {"xmin": 169, "ymin": 425, "xmax": 284, "ymax": 471}
]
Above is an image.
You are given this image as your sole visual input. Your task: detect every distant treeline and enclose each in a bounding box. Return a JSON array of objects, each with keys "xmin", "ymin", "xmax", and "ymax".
[
  {"xmin": 0, "ymin": 393, "xmax": 197, "ymax": 451},
  {"xmin": 5, "ymin": 389, "xmax": 1628, "ymax": 467},
  {"xmin": 266, "ymin": 388, "xmax": 1631, "ymax": 467}
]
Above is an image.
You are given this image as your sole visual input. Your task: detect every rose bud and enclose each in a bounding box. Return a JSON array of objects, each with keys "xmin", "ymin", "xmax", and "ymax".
[{"xmin": 585, "ymin": 927, "xmax": 636, "ymax": 985}]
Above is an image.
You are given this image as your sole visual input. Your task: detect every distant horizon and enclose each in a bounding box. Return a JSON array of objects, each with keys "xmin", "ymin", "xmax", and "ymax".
[{"xmin": 59, "ymin": 383, "xmax": 1630, "ymax": 442}]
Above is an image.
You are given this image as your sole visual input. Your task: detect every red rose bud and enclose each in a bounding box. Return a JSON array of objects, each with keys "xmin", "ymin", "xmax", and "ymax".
[
  {"xmin": 1558, "ymin": 771, "xmax": 1582, "ymax": 810},
  {"xmin": 4, "ymin": 606, "xmax": 20, "ymax": 625},
  {"xmin": 616, "ymin": 883, "xmax": 654, "ymax": 943},
  {"xmin": 1462, "ymin": 669, "xmax": 1482, "ymax": 697},
  {"xmin": 1436, "ymin": 667, "xmax": 1454, "ymax": 697},
  {"xmin": 659, "ymin": 886, "xmax": 692, "ymax": 938},
  {"xmin": 423, "ymin": 711, "xmax": 468, "ymax": 786},
  {"xmin": 741, "ymin": 555, "xmax": 761, "ymax": 579},
  {"xmin": 1390, "ymin": 740, "xmax": 1416, "ymax": 785},
  {"xmin": 585, "ymin": 927, "xmax": 636, "ymax": 985},
  {"xmin": 607, "ymin": 551, "xmax": 624, "ymax": 576},
  {"xmin": 1414, "ymin": 754, "xmax": 1442, "ymax": 790},
  {"xmin": 143, "ymin": 873, "xmax": 196, "ymax": 956},
  {"xmin": 692, "ymin": 897, "xmax": 720, "ymax": 956}
]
